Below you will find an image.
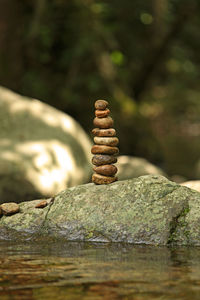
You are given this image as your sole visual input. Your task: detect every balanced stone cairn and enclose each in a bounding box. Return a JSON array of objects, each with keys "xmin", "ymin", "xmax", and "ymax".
[{"xmin": 91, "ymin": 100, "xmax": 119, "ymax": 184}]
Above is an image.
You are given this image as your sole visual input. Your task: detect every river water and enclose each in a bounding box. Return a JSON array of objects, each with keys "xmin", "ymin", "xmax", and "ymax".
[{"xmin": 0, "ymin": 239, "xmax": 200, "ymax": 299}]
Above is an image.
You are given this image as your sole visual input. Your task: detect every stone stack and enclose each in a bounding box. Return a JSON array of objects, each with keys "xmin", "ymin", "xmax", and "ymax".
[{"xmin": 91, "ymin": 100, "xmax": 119, "ymax": 184}]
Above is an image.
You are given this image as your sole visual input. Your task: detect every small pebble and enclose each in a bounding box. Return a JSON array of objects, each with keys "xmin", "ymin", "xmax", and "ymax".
[
  {"xmin": 91, "ymin": 145, "xmax": 119, "ymax": 155},
  {"xmin": 1, "ymin": 203, "xmax": 20, "ymax": 216},
  {"xmin": 92, "ymin": 173, "xmax": 117, "ymax": 184},
  {"xmin": 92, "ymin": 155, "xmax": 117, "ymax": 166},
  {"xmin": 95, "ymin": 109, "xmax": 110, "ymax": 118},
  {"xmin": 94, "ymin": 137, "xmax": 119, "ymax": 147},
  {"xmin": 95, "ymin": 100, "xmax": 108, "ymax": 110},
  {"xmin": 92, "ymin": 128, "xmax": 116, "ymax": 137},
  {"xmin": 93, "ymin": 165, "xmax": 118, "ymax": 176},
  {"xmin": 35, "ymin": 200, "xmax": 48, "ymax": 209}
]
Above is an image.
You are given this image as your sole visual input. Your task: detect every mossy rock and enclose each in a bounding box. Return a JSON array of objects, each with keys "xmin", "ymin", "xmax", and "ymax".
[{"xmin": 0, "ymin": 175, "xmax": 200, "ymax": 245}]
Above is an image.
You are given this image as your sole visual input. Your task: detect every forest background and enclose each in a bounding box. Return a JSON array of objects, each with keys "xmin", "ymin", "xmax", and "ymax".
[{"xmin": 0, "ymin": 0, "xmax": 200, "ymax": 180}]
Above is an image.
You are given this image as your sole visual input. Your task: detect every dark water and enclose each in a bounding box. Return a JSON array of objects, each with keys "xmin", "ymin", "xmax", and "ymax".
[{"xmin": 0, "ymin": 240, "xmax": 200, "ymax": 300}]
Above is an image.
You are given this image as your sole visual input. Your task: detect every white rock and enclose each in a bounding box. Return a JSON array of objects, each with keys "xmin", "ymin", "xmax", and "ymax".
[
  {"xmin": 181, "ymin": 181, "xmax": 200, "ymax": 193},
  {"xmin": 0, "ymin": 86, "xmax": 92, "ymax": 203}
]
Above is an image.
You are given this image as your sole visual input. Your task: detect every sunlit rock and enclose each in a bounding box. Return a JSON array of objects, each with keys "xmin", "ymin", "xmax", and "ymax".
[
  {"xmin": 181, "ymin": 180, "xmax": 200, "ymax": 193},
  {"xmin": 0, "ymin": 86, "xmax": 92, "ymax": 203},
  {"xmin": 116, "ymin": 155, "xmax": 166, "ymax": 180}
]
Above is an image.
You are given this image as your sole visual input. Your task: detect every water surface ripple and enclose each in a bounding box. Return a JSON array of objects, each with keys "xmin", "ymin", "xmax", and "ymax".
[{"xmin": 0, "ymin": 240, "xmax": 200, "ymax": 299}]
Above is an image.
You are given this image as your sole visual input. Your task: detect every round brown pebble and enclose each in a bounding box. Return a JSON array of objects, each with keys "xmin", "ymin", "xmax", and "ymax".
[
  {"xmin": 94, "ymin": 137, "xmax": 119, "ymax": 147},
  {"xmin": 93, "ymin": 117, "xmax": 114, "ymax": 129},
  {"xmin": 35, "ymin": 200, "xmax": 48, "ymax": 209},
  {"xmin": 92, "ymin": 155, "xmax": 117, "ymax": 166},
  {"xmin": 95, "ymin": 100, "xmax": 108, "ymax": 110},
  {"xmin": 95, "ymin": 109, "xmax": 110, "ymax": 118},
  {"xmin": 1, "ymin": 203, "xmax": 20, "ymax": 216},
  {"xmin": 92, "ymin": 173, "xmax": 117, "ymax": 185},
  {"xmin": 91, "ymin": 145, "xmax": 119, "ymax": 155},
  {"xmin": 93, "ymin": 165, "xmax": 118, "ymax": 176},
  {"xmin": 92, "ymin": 128, "xmax": 116, "ymax": 137}
]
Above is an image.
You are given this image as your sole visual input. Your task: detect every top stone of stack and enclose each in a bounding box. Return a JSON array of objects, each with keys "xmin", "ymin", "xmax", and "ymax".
[{"xmin": 95, "ymin": 100, "xmax": 108, "ymax": 110}]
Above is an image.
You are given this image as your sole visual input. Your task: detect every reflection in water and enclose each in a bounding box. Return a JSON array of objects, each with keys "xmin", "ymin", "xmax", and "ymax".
[{"xmin": 0, "ymin": 240, "xmax": 200, "ymax": 299}]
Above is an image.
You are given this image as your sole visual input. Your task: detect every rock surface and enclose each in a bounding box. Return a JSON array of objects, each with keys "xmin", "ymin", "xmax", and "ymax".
[
  {"xmin": 0, "ymin": 86, "xmax": 92, "ymax": 203},
  {"xmin": 0, "ymin": 175, "xmax": 200, "ymax": 246},
  {"xmin": 117, "ymin": 156, "xmax": 167, "ymax": 180}
]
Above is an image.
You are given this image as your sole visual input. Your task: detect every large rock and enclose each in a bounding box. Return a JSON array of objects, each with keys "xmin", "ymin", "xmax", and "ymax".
[
  {"xmin": 0, "ymin": 86, "xmax": 92, "ymax": 203},
  {"xmin": 117, "ymin": 155, "xmax": 166, "ymax": 180},
  {"xmin": 0, "ymin": 175, "xmax": 200, "ymax": 246}
]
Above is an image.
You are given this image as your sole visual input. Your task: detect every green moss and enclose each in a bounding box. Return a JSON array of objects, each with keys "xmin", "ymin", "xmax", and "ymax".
[
  {"xmin": 168, "ymin": 205, "xmax": 190, "ymax": 245},
  {"xmin": 86, "ymin": 231, "xmax": 94, "ymax": 239},
  {"xmin": 181, "ymin": 206, "xmax": 190, "ymax": 216}
]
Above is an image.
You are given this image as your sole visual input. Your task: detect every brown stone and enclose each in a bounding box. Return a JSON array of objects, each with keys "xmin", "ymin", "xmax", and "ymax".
[
  {"xmin": 93, "ymin": 117, "xmax": 114, "ymax": 129},
  {"xmin": 92, "ymin": 173, "xmax": 117, "ymax": 185},
  {"xmin": 35, "ymin": 200, "xmax": 48, "ymax": 209},
  {"xmin": 92, "ymin": 155, "xmax": 117, "ymax": 166},
  {"xmin": 94, "ymin": 137, "xmax": 119, "ymax": 147},
  {"xmin": 95, "ymin": 100, "xmax": 108, "ymax": 110},
  {"xmin": 91, "ymin": 145, "xmax": 119, "ymax": 155},
  {"xmin": 1, "ymin": 203, "xmax": 20, "ymax": 216},
  {"xmin": 95, "ymin": 109, "xmax": 110, "ymax": 118},
  {"xmin": 92, "ymin": 128, "xmax": 116, "ymax": 137},
  {"xmin": 93, "ymin": 165, "xmax": 118, "ymax": 176}
]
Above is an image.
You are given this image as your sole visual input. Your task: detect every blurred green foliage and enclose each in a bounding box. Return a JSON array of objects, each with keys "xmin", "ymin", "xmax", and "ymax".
[{"xmin": 0, "ymin": 0, "xmax": 200, "ymax": 179}]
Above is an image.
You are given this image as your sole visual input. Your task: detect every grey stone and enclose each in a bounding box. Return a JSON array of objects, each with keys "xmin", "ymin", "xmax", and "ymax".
[
  {"xmin": 0, "ymin": 86, "xmax": 92, "ymax": 203},
  {"xmin": 117, "ymin": 156, "xmax": 166, "ymax": 180},
  {"xmin": 0, "ymin": 175, "xmax": 200, "ymax": 246}
]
